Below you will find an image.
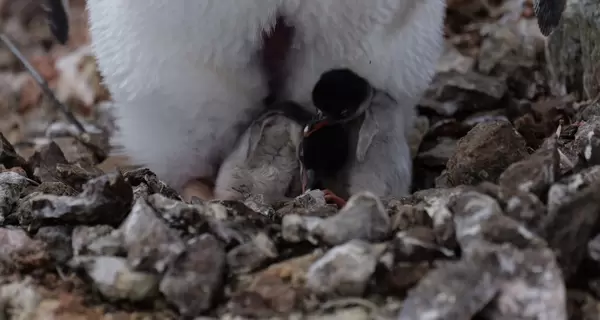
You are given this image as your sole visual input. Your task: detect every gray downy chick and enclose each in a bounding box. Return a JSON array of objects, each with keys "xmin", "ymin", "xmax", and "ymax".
[{"xmin": 214, "ymin": 102, "xmax": 310, "ymax": 204}]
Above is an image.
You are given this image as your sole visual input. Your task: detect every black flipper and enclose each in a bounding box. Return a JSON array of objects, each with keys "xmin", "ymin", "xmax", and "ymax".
[
  {"xmin": 46, "ymin": 0, "xmax": 70, "ymax": 44},
  {"xmin": 534, "ymin": 0, "xmax": 567, "ymax": 36}
]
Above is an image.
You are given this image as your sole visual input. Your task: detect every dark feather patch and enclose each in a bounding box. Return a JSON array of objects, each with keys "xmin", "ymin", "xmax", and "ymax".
[
  {"xmin": 312, "ymin": 68, "xmax": 371, "ymax": 120},
  {"xmin": 534, "ymin": 0, "xmax": 567, "ymax": 36},
  {"xmin": 299, "ymin": 121, "xmax": 350, "ymax": 179},
  {"xmin": 47, "ymin": 0, "xmax": 70, "ymax": 44}
]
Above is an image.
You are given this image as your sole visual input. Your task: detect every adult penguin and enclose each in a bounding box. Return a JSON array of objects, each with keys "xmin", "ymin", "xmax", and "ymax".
[{"xmin": 47, "ymin": 0, "xmax": 446, "ymax": 200}]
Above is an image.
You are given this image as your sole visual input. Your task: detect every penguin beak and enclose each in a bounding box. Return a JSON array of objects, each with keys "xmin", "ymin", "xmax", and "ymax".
[{"xmin": 304, "ymin": 117, "xmax": 329, "ymax": 138}]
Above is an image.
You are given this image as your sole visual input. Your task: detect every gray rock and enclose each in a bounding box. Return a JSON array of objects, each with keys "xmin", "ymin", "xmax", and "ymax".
[
  {"xmin": 421, "ymin": 71, "xmax": 507, "ymax": 116},
  {"xmin": 446, "ymin": 120, "xmax": 529, "ymax": 186},
  {"xmin": 276, "ymin": 189, "xmax": 338, "ymax": 218},
  {"xmin": 72, "ymin": 225, "xmax": 123, "ymax": 256},
  {"xmin": 450, "ymin": 189, "xmax": 547, "ymax": 252},
  {"xmin": 27, "ymin": 141, "xmax": 69, "ymax": 184},
  {"xmin": 160, "ymin": 234, "xmax": 226, "ymax": 317},
  {"xmin": 0, "ymin": 278, "xmax": 42, "ymax": 319},
  {"xmin": 0, "ymin": 172, "xmax": 31, "ymax": 221},
  {"xmin": 34, "ymin": 226, "xmax": 72, "ymax": 264},
  {"xmin": 498, "ymin": 142, "xmax": 560, "ymax": 198},
  {"xmin": 546, "ymin": 0, "xmax": 600, "ymax": 101},
  {"xmin": 392, "ymin": 227, "xmax": 455, "ymax": 262},
  {"xmin": 69, "ymin": 255, "xmax": 160, "ymax": 302},
  {"xmin": 386, "ymin": 200, "xmax": 432, "ymax": 233},
  {"xmin": 120, "ymin": 197, "xmax": 185, "ymax": 273},
  {"xmin": 571, "ymin": 116, "xmax": 600, "ymax": 167},
  {"xmin": 312, "ymin": 192, "xmax": 390, "ymax": 246},
  {"xmin": 481, "ymin": 246, "xmax": 567, "ymax": 319},
  {"xmin": 478, "ymin": 20, "xmax": 544, "ymax": 75},
  {"xmin": 0, "ymin": 227, "xmax": 48, "ymax": 273},
  {"xmin": 146, "ymin": 193, "xmax": 209, "ymax": 236},
  {"xmin": 479, "ymin": 183, "xmax": 547, "ymax": 233},
  {"xmin": 0, "ymin": 132, "xmax": 32, "ymax": 177},
  {"xmin": 123, "ymin": 168, "xmax": 181, "ymax": 200},
  {"xmin": 281, "ymin": 214, "xmax": 324, "ymax": 244},
  {"xmin": 206, "ymin": 200, "xmax": 275, "ymax": 245},
  {"xmin": 398, "ymin": 254, "xmax": 501, "ymax": 320},
  {"xmin": 19, "ymin": 173, "xmax": 133, "ymax": 228},
  {"xmin": 542, "ymin": 165, "xmax": 600, "ymax": 277},
  {"xmin": 306, "ymin": 240, "xmax": 382, "ymax": 297},
  {"xmin": 227, "ymin": 232, "xmax": 278, "ymax": 274}
]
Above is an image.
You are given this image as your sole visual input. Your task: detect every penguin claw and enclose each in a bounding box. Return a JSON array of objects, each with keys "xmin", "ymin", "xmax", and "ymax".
[{"xmin": 323, "ymin": 189, "xmax": 346, "ymax": 208}]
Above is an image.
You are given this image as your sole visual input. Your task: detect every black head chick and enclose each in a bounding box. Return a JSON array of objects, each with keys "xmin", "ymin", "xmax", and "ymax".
[
  {"xmin": 298, "ymin": 117, "xmax": 350, "ymax": 191},
  {"xmin": 311, "ymin": 68, "xmax": 372, "ymax": 121}
]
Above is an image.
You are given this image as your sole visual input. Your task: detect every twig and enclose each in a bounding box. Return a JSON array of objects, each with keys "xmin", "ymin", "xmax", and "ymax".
[{"xmin": 0, "ymin": 33, "xmax": 86, "ymax": 134}]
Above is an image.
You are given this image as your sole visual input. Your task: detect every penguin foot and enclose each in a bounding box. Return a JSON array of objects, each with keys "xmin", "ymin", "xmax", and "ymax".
[{"xmin": 323, "ymin": 189, "xmax": 347, "ymax": 208}]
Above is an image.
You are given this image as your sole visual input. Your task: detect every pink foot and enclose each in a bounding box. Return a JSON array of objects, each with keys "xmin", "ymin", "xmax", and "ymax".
[{"xmin": 323, "ymin": 189, "xmax": 347, "ymax": 208}]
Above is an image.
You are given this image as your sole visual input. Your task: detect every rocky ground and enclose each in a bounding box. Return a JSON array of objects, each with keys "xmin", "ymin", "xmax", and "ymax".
[{"xmin": 0, "ymin": 0, "xmax": 599, "ymax": 319}]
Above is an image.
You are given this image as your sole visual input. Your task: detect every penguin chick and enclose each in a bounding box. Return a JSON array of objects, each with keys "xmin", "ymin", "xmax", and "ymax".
[
  {"xmin": 67, "ymin": 0, "xmax": 446, "ymax": 199},
  {"xmin": 310, "ymin": 68, "xmax": 408, "ymax": 199},
  {"xmin": 298, "ymin": 68, "xmax": 379, "ymax": 207},
  {"xmin": 214, "ymin": 102, "xmax": 310, "ymax": 204},
  {"xmin": 311, "ymin": 67, "xmax": 379, "ymax": 165}
]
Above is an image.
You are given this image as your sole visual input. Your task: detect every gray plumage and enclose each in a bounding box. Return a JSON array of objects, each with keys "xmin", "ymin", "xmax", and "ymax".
[
  {"xmin": 213, "ymin": 110, "xmax": 304, "ymax": 204},
  {"xmin": 317, "ymin": 89, "xmax": 411, "ymax": 199}
]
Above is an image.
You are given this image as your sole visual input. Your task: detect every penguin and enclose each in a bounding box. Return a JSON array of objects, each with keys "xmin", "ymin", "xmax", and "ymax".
[
  {"xmin": 47, "ymin": 0, "xmax": 446, "ymax": 200},
  {"xmin": 304, "ymin": 68, "xmax": 408, "ymax": 199},
  {"xmin": 213, "ymin": 101, "xmax": 312, "ymax": 204}
]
